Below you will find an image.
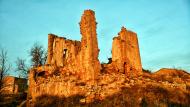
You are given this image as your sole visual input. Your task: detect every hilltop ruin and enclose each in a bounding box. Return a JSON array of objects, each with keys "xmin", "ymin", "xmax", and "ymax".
[
  {"xmin": 34, "ymin": 10, "xmax": 142, "ymax": 78},
  {"xmin": 26, "ymin": 9, "xmax": 190, "ymax": 107},
  {"xmin": 27, "ymin": 9, "xmax": 143, "ymax": 106}
]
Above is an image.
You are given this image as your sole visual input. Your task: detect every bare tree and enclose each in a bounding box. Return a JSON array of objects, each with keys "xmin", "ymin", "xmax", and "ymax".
[
  {"xmin": 30, "ymin": 43, "xmax": 46, "ymax": 67},
  {"xmin": 16, "ymin": 58, "xmax": 29, "ymax": 78},
  {"xmin": 0, "ymin": 48, "xmax": 11, "ymax": 88}
]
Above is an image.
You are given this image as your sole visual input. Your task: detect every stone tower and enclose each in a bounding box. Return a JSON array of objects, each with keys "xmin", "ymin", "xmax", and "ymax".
[
  {"xmin": 78, "ymin": 10, "xmax": 101, "ymax": 81},
  {"xmin": 112, "ymin": 27, "xmax": 142, "ymax": 76}
]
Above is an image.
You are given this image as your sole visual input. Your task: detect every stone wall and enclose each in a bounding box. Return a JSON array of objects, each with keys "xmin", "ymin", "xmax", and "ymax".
[
  {"xmin": 28, "ymin": 69, "xmax": 83, "ymax": 103},
  {"xmin": 45, "ymin": 10, "xmax": 101, "ymax": 81},
  {"xmin": 46, "ymin": 34, "xmax": 81, "ymax": 67},
  {"xmin": 112, "ymin": 27, "xmax": 142, "ymax": 76},
  {"xmin": 28, "ymin": 9, "xmax": 143, "ymax": 106},
  {"xmin": 0, "ymin": 76, "xmax": 27, "ymax": 94}
]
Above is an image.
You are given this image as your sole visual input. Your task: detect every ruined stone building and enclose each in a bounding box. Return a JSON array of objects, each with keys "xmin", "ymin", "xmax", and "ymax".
[
  {"xmin": 44, "ymin": 10, "xmax": 142, "ymax": 78},
  {"xmin": 45, "ymin": 10, "xmax": 101, "ymax": 81},
  {"xmin": 0, "ymin": 76, "xmax": 27, "ymax": 94},
  {"xmin": 28, "ymin": 9, "xmax": 142, "ymax": 105},
  {"xmin": 111, "ymin": 27, "xmax": 142, "ymax": 76},
  {"xmin": 28, "ymin": 9, "xmax": 142, "ymax": 89},
  {"xmin": 25, "ymin": 10, "xmax": 190, "ymax": 107}
]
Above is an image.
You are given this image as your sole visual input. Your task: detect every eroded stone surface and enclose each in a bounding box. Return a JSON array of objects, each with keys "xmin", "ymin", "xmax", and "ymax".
[
  {"xmin": 112, "ymin": 27, "xmax": 142, "ymax": 76},
  {"xmin": 45, "ymin": 10, "xmax": 101, "ymax": 81},
  {"xmin": 46, "ymin": 34, "xmax": 81, "ymax": 67},
  {"xmin": 78, "ymin": 10, "xmax": 101, "ymax": 81},
  {"xmin": 0, "ymin": 76, "xmax": 27, "ymax": 94},
  {"xmin": 28, "ymin": 10, "xmax": 147, "ymax": 106}
]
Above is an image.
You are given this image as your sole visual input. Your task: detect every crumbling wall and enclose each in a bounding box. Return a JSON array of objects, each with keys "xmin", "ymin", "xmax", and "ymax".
[
  {"xmin": 28, "ymin": 69, "xmax": 83, "ymax": 103},
  {"xmin": 112, "ymin": 27, "xmax": 142, "ymax": 76},
  {"xmin": 28, "ymin": 10, "xmax": 143, "ymax": 106},
  {"xmin": 0, "ymin": 76, "xmax": 27, "ymax": 94},
  {"xmin": 45, "ymin": 10, "xmax": 101, "ymax": 81},
  {"xmin": 77, "ymin": 10, "xmax": 101, "ymax": 81},
  {"xmin": 46, "ymin": 34, "xmax": 81, "ymax": 67},
  {"xmin": 46, "ymin": 34, "xmax": 55, "ymax": 65}
]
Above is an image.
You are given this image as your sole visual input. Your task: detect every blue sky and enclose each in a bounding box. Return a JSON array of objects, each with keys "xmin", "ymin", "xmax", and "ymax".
[{"xmin": 0, "ymin": 0, "xmax": 190, "ymax": 76}]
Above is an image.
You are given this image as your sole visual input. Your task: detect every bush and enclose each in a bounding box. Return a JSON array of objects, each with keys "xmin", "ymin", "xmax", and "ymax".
[{"xmin": 142, "ymin": 68, "xmax": 152, "ymax": 73}]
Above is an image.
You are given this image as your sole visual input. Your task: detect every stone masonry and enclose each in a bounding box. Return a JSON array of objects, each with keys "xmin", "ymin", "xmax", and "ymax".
[
  {"xmin": 112, "ymin": 27, "xmax": 142, "ymax": 76},
  {"xmin": 78, "ymin": 10, "xmax": 101, "ymax": 80},
  {"xmin": 45, "ymin": 10, "xmax": 101, "ymax": 81},
  {"xmin": 46, "ymin": 34, "xmax": 81, "ymax": 67},
  {"xmin": 0, "ymin": 76, "xmax": 27, "ymax": 94},
  {"xmin": 28, "ymin": 9, "xmax": 143, "ymax": 106}
]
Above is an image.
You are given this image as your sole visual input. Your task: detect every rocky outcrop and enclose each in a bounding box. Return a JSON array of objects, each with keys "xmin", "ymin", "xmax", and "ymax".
[{"xmin": 112, "ymin": 27, "xmax": 142, "ymax": 76}]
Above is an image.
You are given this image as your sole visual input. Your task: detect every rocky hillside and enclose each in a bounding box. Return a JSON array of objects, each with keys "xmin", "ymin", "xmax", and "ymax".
[
  {"xmin": 154, "ymin": 68, "xmax": 190, "ymax": 77},
  {"xmin": 30, "ymin": 68, "xmax": 190, "ymax": 107}
]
